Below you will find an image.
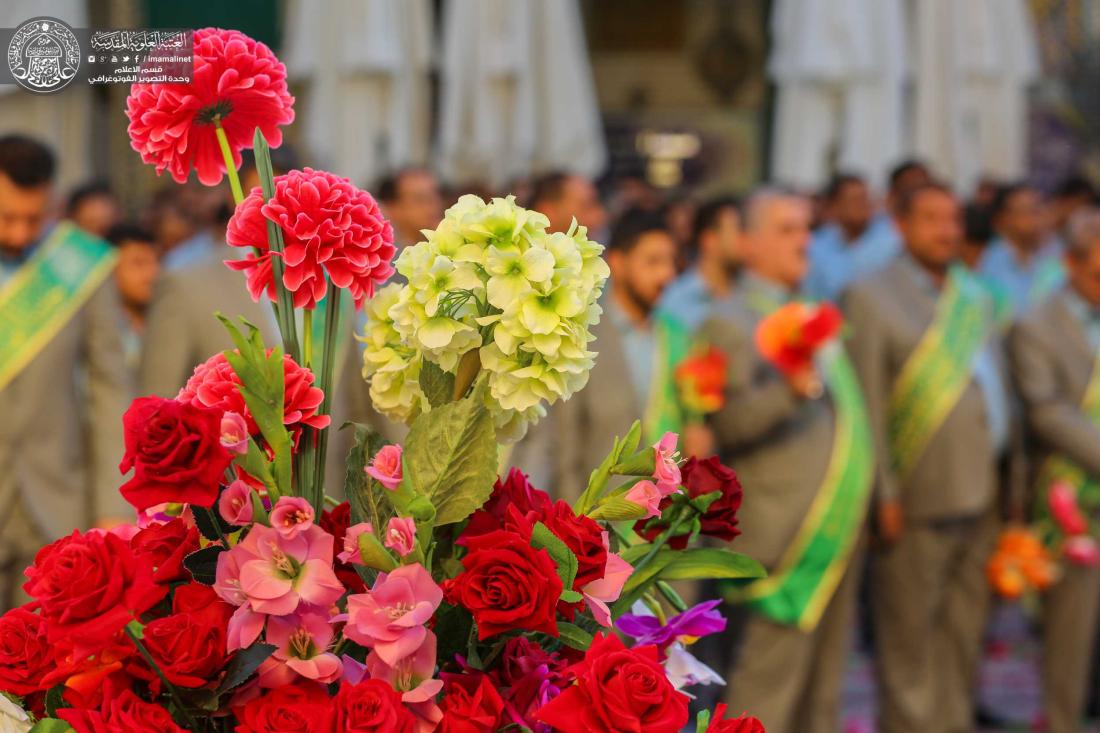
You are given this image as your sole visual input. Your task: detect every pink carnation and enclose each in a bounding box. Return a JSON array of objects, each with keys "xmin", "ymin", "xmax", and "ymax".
[
  {"xmin": 125, "ymin": 28, "xmax": 294, "ymax": 185},
  {"xmin": 226, "ymin": 167, "xmax": 395, "ymax": 309}
]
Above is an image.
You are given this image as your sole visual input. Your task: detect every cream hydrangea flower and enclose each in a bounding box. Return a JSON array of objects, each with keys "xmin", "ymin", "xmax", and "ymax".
[
  {"xmin": 0, "ymin": 695, "xmax": 31, "ymax": 733},
  {"xmin": 361, "ymin": 194, "xmax": 608, "ymax": 442}
]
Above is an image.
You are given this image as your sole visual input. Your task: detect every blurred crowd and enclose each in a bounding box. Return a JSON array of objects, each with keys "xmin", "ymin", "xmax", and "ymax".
[{"xmin": 5, "ymin": 128, "xmax": 1100, "ymax": 733}]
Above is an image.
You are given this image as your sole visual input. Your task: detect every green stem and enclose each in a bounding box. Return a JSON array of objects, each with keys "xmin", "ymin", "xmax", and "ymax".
[
  {"xmin": 214, "ymin": 122, "xmax": 244, "ymax": 205},
  {"xmin": 125, "ymin": 625, "xmax": 200, "ymax": 730},
  {"xmin": 303, "ymin": 310, "xmax": 314, "ymax": 368},
  {"xmin": 611, "ymin": 523, "xmax": 689, "ymax": 612},
  {"xmin": 324, "ymin": 494, "xmax": 342, "ymax": 508},
  {"xmin": 253, "ymin": 129, "xmax": 300, "ymax": 363},
  {"xmin": 311, "ymin": 288, "xmax": 342, "ymax": 508}
]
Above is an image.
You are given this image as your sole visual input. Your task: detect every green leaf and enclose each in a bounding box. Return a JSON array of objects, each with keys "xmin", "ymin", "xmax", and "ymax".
[
  {"xmin": 341, "ymin": 422, "xmax": 391, "ymax": 530},
  {"xmin": 29, "ymin": 720, "xmax": 74, "ymax": 733},
  {"xmin": 194, "ymin": 504, "xmax": 232, "ymax": 542},
  {"xmin": 43, "ymin": 685, "xmax": 67, "ymax": 717},
  {"xmin": 250, "ymin": 490, "xmax": 270, "ymax": 525},
  {"xmin": 234, "ymin": 438, "xmax": 277, "ymax": 496},
  {"xmin": 419, "ymin": 360, "xmax": 456, "ymax": 408},
  {"xmin": 183, "ymin": 545, "xmax": 226, "ymax": 585},
  {"xmin": 403, "ymin": 379, "xmax": 497, "ymax": 525},
  {"xmin": 656, "ymin": 548, "xmax": 767, "ymax": 582},
  {"xmin": 618, "ymin": 542, "xmax": 656, "ymax": 566},
  {"xmin": 560, "ymin": 589, "xmax": 584, "ymax": 604},
  {"xmin": 530, "ymin": 521, "xmax": 578, "ymax": 591},
  {"xmin": 588, "ymin": 497, "xmax": 648, "ymax": 521},
  {"xmin": 556, "ymin": 622, "xmax": 594, "ymax": 650},
  {"xmin": 217, "ymin": 642, "xmax": 277, "ymax": 695},
  {"xmin": 619, "ymin": 420, "xmax": 643, "ymax": 458}
]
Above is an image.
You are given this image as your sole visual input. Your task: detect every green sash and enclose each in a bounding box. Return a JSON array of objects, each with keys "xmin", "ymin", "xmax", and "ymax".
[
  {"xmin": 0, "ymin": 223, "xmax": 116, "ymax": 391},
  {"xmin": 642, "ymin": 311, "xmax": 690, "ymax": 444},
  {"xmin": 738, "ymin": 343, "xmax": 875, "ymax": 630},
  {"xmin": 1037, "ymin": 353, "xmax": 1100, "ymax": 514},
  {"xmin": 889, "ymin": 266, "xmax": 997, "ymax": 480},
  {"xmin": 1029, "ymin": 256, "xmax": 1066, "ymax": 308}
]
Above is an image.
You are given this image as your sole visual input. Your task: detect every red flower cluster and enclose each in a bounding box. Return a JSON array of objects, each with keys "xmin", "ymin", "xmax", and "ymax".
[
  {"xmin": 126, "ymin": 28, "xmax": 294, "ymax": 185},
  {"xmin": 675, "ymin": 345, "xmax": 729, "ymax": 415},
  {"xmin": 226, "ymin": 167, "xmax": 396, "ymax": 309},
  {"xmin": 636, "ymin": 456, "xmax": 744, "ymax": 549},
  {"xmin": 755, "ymin": 301, "xmax": 843, "ymax": 375},
  {"xmin": 707, "ymin": 704, "xmax": 766, "ymax": 732},
  {"xmin": 59, "ymin": 683, "xmax": 188, "ymax": 733}
]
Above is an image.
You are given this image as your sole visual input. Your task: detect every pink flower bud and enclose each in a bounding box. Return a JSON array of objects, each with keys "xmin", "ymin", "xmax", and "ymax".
[
  {"xmin": 625, "ymin": 480, "xmax": 663, "ymax": 519},
  {"xmin": 653, "ymin": 432, "xmax": 682, "ymax": 496},
  {"xmin": 1065, "ymin": 535, "xmax": 1100, "ymax": 567},
  {"xmin": 364, "ymin": 444, "xmax": 404, "ymax": 490},
  {"xmin": 1049, "ymin": 482, "xmax": 1089, "ymax": 536},
  {"xmin": 220, "ymin": 411, "xmax": 249, "ymax": 455},
  {"xmin": 384, "ymin": 517, "xmax": 417, "ymax": 557},
  {"xmin": 270, "ymin": 496, "xmax": 315, "ymax": 539},
  {"xmin": 219, "ymin": 480, "xmax": 254, "ymax": 525}
]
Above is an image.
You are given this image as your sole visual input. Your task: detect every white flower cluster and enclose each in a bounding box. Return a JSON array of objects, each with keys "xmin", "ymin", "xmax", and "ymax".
[{"xmin": 361, "ymin": 194, "xmax": 609, "ymax": 442}]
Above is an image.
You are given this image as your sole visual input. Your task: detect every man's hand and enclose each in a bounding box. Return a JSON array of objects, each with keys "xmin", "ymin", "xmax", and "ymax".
[
  {"xmin": 876, "ymin": 500, "xmax": 904, "ymax": 545},
  {"xmin": 786, "ymin": 365, "xmax": 823, "ymax": 400},
  {"xmin": 681, "ymin": 422, "xmax": 716, "ymax": 459}
]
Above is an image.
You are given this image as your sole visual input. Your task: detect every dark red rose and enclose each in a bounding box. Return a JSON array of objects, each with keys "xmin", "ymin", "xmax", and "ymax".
[
  {"xmin": 492, "ymin": 638, "xmax": 569, "ymax": 730},
  {"xmin": 707, "ymin": 704, "xmax": 765, "ymax": 732},
  {"xmin": 444, "ymin": 529, "xmax": 562, "ymax": 640},
  {"xmin": 0, "ymin": 605, "xmax": 53, "ymax": 695},
  {"xmin": 234, "ymin": 683, "xmax": 333, "ymax": 733},
  {"xmin": 23, "ymin": 531, "xmax": 167, "ymax": 655},
  {"xmin": 533, "ymin": 633, "xmax": 689, "ymax": 733},
  {"xmin": 59, "ymin": 685, "xmax": 187, "ymax": 733},
  {"xmin": 539, "ymin": 501, "xmax": 607, "ymax": 590},
  {"xmin": 133, "ymin": 608, "xmax": 230, "ymax": 689},
  {"xmin": 119, "ymin": 395, "xmax": 233, "ymax": 511},
  {"xmin": 438, "ymin": 673, "xmax": 505, "ymax": 733},
  {"xmin": 635, "ymin": 456, "xmax": 743, "ymax": 549},
  {"xmin": 462, "ymin": 469, "xmax": 553, "ymax": 541},
  {"xmin": 131, "ymin": 518, "xmax": 200, "ymax": 584},
  {"xmin": 320, "ymin": 502, "xmax": 366, "ymax": 593},
  {"xmin": 333, "ymin": 678, "xmax": 416, "ymax": 732}
]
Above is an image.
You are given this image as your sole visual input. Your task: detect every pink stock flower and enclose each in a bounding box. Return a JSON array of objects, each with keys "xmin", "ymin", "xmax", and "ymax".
[
  {"xmin": 270, "ymin": 496, "xmax": 315, "ymax": 539},
  {"xmin": 226, "ymin": 168, "xmax": 396, "ymax": 309},
  {"xmin": 220, "ymin": 411, "xmax": 250, "ymax": 454},
  {"xmin": 219, "ymin": 480, "xmax": 254, "ymax": 525},
  {"xmin": 1049, "ymin": 482, "xmax": 1089, "ymax": 536},
  {"xmin": 344, "ymin": 564, "xmax": 442, "ymax": 666},
  {"xmin": 215, "ymin": 524, "xmax": 343, "ymax": 617},
  {"xmin": 581, "ymin": 537, "xmax": 633, "ymax": 627},
  {"xmin": 258, "ymin": 611, "xmax": 342, "ymax": 687},
  {"xmin": 653, "ymin": 432, "xmax": 682, "ymax": 495},
  {"xmin": 384, "ymin": 518, "xmax": 417, "ymax": 557},
  {"xmin": 125, "ymin": 28, "xmax": 294, "ymax": 185},
  {"xmin": 338, "ymin": 522, "xmax": 375, "ymax": 565},
  {"xmin": 1065, "ymin": 535, "xmax": 1100, "ymax": 567},
  {"xmin": 365, "ymin": 445, "xmax": 404, "ymax": 490},
  {"xmin": 364, "ymin": 632, "xmax": 443, "ymax": 733},
  {"xmin": 625, "ymin": 480, "xmax": 663, "ymax": 519}
]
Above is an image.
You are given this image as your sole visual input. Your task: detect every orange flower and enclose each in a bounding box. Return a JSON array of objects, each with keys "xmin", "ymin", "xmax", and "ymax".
[
  {"xmin": 755, "ymin": 302, "xmax": 842, "ymax": 375},
  {"xmin": 987, "ymin": 526, "xmax": 1057, "ymax": 599},
  {"xmin": 674, "ymin": 346, "xmax": 728, "ymax": 415}
]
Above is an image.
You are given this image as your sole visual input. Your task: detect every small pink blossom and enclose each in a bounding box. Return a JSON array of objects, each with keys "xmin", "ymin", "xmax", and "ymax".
[
  {"xmin": 220, "ymin": 411, "xmax": 250, "ymax": 454},
  {"xmin": 653, "ymin": 432, "xmax": 682, "ymax": 495},
  {"xmin": 338, "ymin": 522, "xmax": 375, "ymax": 565},
  {"xmin": 365, "ymin": 444, "xmax": 403, "ymax": 490},
  {"xmin": 1050, "ymin": 481, "xmax": 1089, "ymax": 536},
  {"xmin": 215, "ymin": 524, "xmax": 344, "ymax": 616},
  {"xmin": 582, "ymin": 534, "xmax": 633, "ymax": 626},
  {"xmin": 259, "ymin": 611, "xmax": 342, "ymax": 687},
  {"xmin": 364, "ymin": 631, "xmax": 443, "ymax": 732},
  {"xmin": 270, "ymin": 496, "xmax": 315, "ymax": 539},
  {"xmin": 344, "ymin": 563, "xmax": 442, "ymax": 665},
  {"xmin": 1065, "ymin": 535, "xmax": 1100, "ymax": 567},
  {"xmin": 384, "ymin": 517, "xmax": 417, "ymax": 557},
  {"xmin": 219, "ymin": 480, "xmax": 255, "ymax": 525},
  {"xmin": 625, "ymin": 480, "xmax": 663, "ymax": 519},
  {"xmin": 227, "ymin": 606, "xmax": 266, "ymax": 651}
]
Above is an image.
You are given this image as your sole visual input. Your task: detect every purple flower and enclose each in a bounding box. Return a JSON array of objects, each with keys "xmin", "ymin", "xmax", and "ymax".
[{"xmin": 615, "ymin": 599, "xmax": 726, "ymax": 650}]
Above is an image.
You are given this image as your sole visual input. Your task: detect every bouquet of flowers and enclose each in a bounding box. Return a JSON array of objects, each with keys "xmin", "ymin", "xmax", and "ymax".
[
  {"xmin": 986, "ymin": 526, "xmax": 1057, "ymax": 600},
  {"xmin": 1034, "ymin": 481, "xmax": 1100, "ymax": 569},
  {"xmin": 0, "ymin": 27, "xmax": 766, "ymax": 733},
  {"xmin": 674, "ymin": 345, "xmax": 728, "ymax": 422},
  {"xmin": 754, "ymin": 302, "xmax": 842, "ymax": 376}
]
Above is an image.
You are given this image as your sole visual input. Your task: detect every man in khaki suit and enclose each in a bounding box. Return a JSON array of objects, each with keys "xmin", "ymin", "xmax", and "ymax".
[
  {"xmin": 553, "ymin": 210, "xmax": 679, "ymax": 502},
  {"xmin": 0, "ymin": 136, "xmax": 129, "ymax": 609},
  {"xmin": 702, "ymin": 190, "xmax": 867, "ymax": 733},
  {"xmin": 1009, "ymin": 207, "xmax": 1100, "ymax": 733},
  {"xmin": 845, "ymin": 183, "xmax": 1008, "ymax": 733}
]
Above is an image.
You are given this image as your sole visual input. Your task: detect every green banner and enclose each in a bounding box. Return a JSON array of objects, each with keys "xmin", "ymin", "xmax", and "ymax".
[
  {"xmin": 0, "ymin": 222, "xmax": 116, "ymax": 391},
  {"xmin": 737, "ymin": 344, "xmax": 875, "ymax": 630},
  {"xmin": 889, "ymin": 266, "xmax": 996, "ymax": 480},
  {"xmin": 642, "ymin": 311, "xmax": 690, "ymax": 444}
]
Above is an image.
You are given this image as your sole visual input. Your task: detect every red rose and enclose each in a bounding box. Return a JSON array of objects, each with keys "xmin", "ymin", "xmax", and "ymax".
[
  {"xmin": 23, "ymin": 531, "xmax": 167, "ymax": 655},
  {"xmin": 0, "ymin": 605, "xmax": 52, "ymax": 695},
  {"xmin": 635, "ymin": 456, "xmax": 743, "ymax": 549},
  {"xmin": 437, "ymin": 673, "xmax": 505, "ymax": 733},
  {"xmin": 320, "ymin": 503, "xmax": 366, "ymax": 593},
  {"xmin": 119, "ymin": 396, "xmax": 233, "ymax": 511},
  {"xmin": 234, "ymin": 683, "xmax": 333, "ymax": 733},
  {"xmin": 333, "ymin": 679, "xmax": 416, "ymax": 733},
  {"xmin": 533, "ymin": 633, "xmax": 689, "ymax": 733},
  {"xmin": 131, "ymin": 518, "xmax": 200, "ymax": 584},
  {"xmin": 134, "ymin": 608, "xmax": 230, "ymax": 689},
  {"xmin": 172, "ymin": 582, "xmax": 235, "ymax": 624},
  {"xmin": 539, "ymin": 501, "xmax": 607, "ymax": 590},
  {"xmin": 444, "ymin": 530, "xmax": 562, "ymax": 640},
  {"xmin": 462, "ymin": 469, "xmax": 553, "ymax": 541},
  {"xmin": 707, "ymin": 704, "xmax": 765, "ymax": 733},
  {"xmin": 59, "ymin": 685, "xmax": 187, "ymax": 733}
]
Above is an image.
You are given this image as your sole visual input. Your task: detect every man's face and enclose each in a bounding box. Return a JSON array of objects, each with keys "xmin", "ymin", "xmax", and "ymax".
[
  {"xmin": 545, "ymin": 176, "xmax": 607, "ymax": 236},
  {"xmin": 610, "ymin": 230, "xmax": 678, "ymax": 311},
  {"xmin": 71, "ymin": 194, "xmax": 120, "ymax": 238},
  {"xmin": 114, "ymin": 240, "xmax": 160, "ymax": 309},
  {"xmin": 1067, "ymin": 242, "xmax": 1100, "ymax": 307},
  {"xmin": 703, "ymin": 207, "xmax": 744, "ymax": 269},
  {"xmin": 0, "ymin": 173, "xmax": 51, "ymax": 251},
  {"xmin": 899, "ymin": 189, "xmax": 962, "ymax": 268},
  {"xmin": 746, "ymin": 197, "xmax": 811, "ymax": 288},
  {"xmin": 997, "ymin": 188, "xmax": 1046, "ymax": 250},
  {"xmin": 831, "ymin": 180, "xmax": 873, "ymax": 235},
  {"xmin": 387, "ymin": 171, "xmax": 444, "ymax": 243}
]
